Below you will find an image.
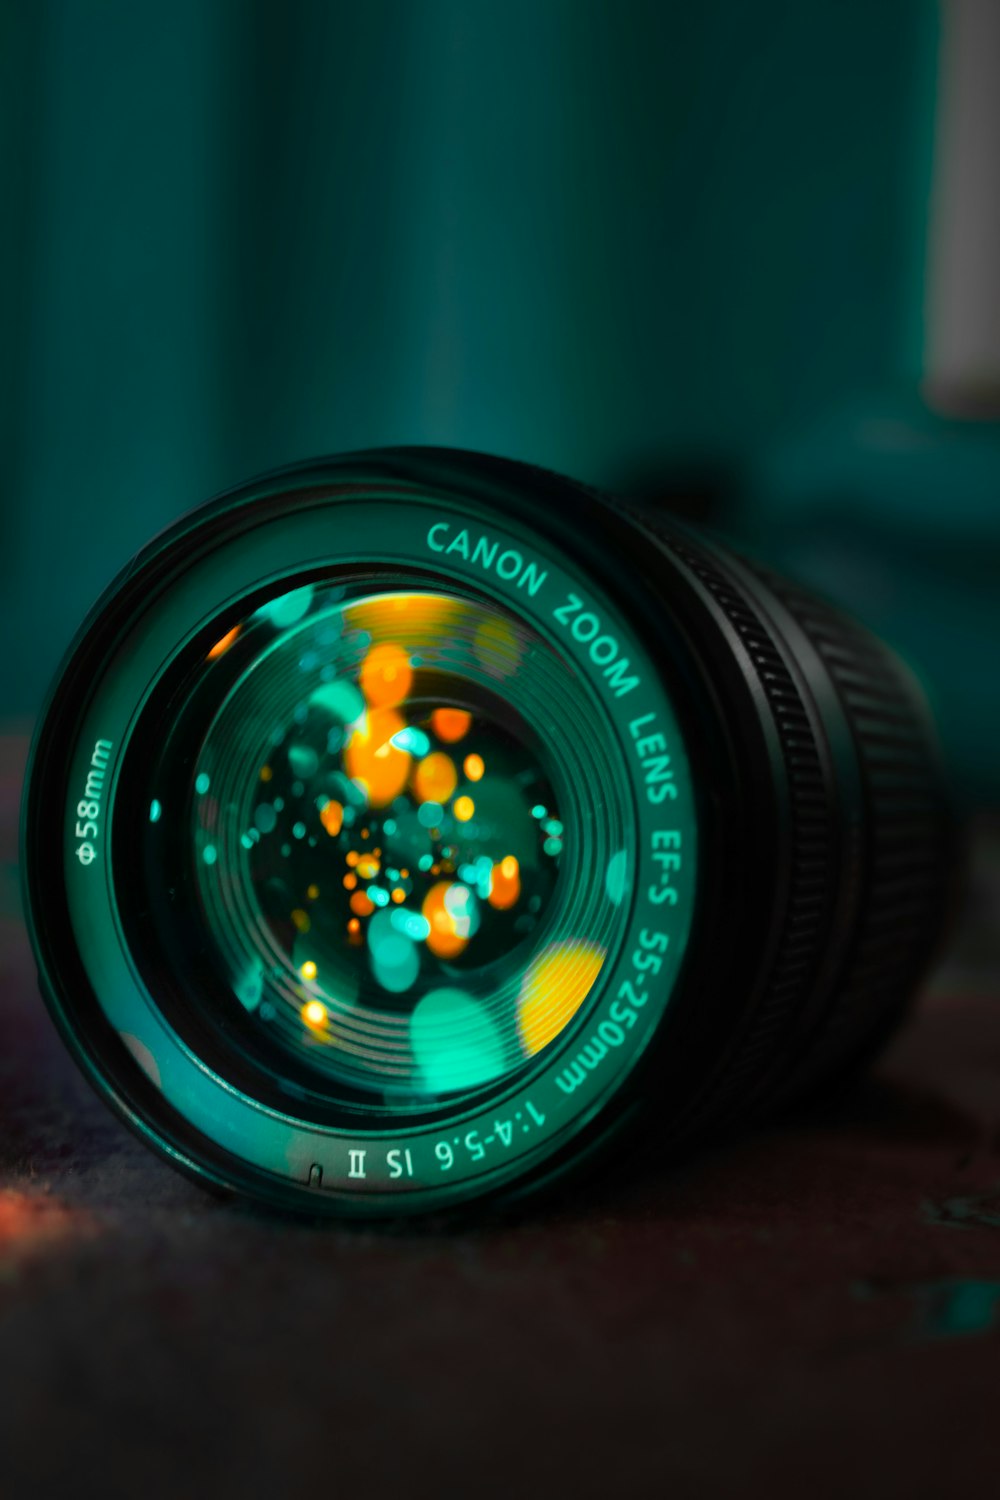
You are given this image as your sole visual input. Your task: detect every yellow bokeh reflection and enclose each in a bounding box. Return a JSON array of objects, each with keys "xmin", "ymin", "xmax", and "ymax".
[
  {"xmin": 207, "ymin": 624, "xmax": 240, "ymax": 660},
  {"xmin": 488, "ymin": 854, "xmax": 520, "ymax": 910},
  {"xmin": 518, "ymin": 941, "xmax": 606, "ymax": 1056},
  {"xmin": 422, "ymin": 879, "xmax": 470, "ymax": 959},
  {"xmin": 319, "ymin": 798, "xmax": 344, "ymax": 836},
  {"xmin": 344, "ymin": 708, "xmax": 411, "ymax": 806},
  {"xmin": 473, "ymin": 616, "xmax": 520, "ymax": 677},
  {"xmin": 431, "ymin": 707, "xmax": 472, "ymax": 743},
  {"xmin": 359, "ymin": 642, "xmax": 413, "ymax": 707},
  {"xmin": 413, "ymin": 751, "xmax": 458, "ymax": 805},
  {"xmin": 347, "ymin": 591, "xmax": 459, "ymax": 642}
]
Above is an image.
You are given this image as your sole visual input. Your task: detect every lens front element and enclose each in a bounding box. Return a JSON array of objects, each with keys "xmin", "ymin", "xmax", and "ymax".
[
  {"xmin": 134, "ymin": 582, "xmax": 630, "ymax": 1113},
  {"xmin": 27, "ymin": 472, "xmax": 698, "ymax": 1215}
]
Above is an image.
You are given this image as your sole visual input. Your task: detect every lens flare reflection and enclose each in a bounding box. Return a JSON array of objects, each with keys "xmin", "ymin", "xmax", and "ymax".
[{"xmin": 144, "ymin": 585, "xmax": 631, "ymax": 1102}]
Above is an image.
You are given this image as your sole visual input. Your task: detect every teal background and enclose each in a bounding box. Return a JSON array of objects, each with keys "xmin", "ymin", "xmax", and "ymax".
[{"xmin": 2, "ymin": 0, "xmax": 997, "ymax": 797}]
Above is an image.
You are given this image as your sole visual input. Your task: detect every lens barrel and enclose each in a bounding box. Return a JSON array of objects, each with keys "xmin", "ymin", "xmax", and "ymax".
[{"xmin": 21, "ymin": 449, "xmax": 957, "ymax": 1215}]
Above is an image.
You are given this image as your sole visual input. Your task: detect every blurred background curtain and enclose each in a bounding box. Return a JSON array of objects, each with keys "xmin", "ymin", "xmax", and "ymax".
[{"xmin": 2, "ymin": 0, "xmax": 997, "ymax": 798}]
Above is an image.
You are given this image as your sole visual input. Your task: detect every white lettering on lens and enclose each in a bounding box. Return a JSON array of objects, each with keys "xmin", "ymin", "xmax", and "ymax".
[
  {"xmin": 557, "ymin": 981, "xmax": 649, "ymax": 1094},
  {"xmin": 386, "ymin": 1148, "xmax": 414, "ymax": 1179},
  {"xmin": 348, "ymin": 1149, "xmax": 367, "ymax": 1179},
  {"xmin": 629, "ymin": 714, "xmax": 677, "ymax": 803},
  {"xmin": 609, "ymin": 998, "xmax": 639, "ymax": 1031},
  {"xmin": 555, "ymin": 1036, "xmax": 609, "ymax": 1095},
  {"xmin": 552, "ymin": 593, "xmax": 639, "ymax": 697},
  {"xmin": 650, "ymin": 829, "xmax": 682, "ymax": 906},
  {"xmin": 555, "ymin": 1060, "xmax": 587, "ymax": 1095},
  {"xmin": 424, "ymin": 522, "xmax": 548, "ymax": 596},
  {"xmin": 74, "ymin": 738, "xmax": 113, "ymax": 866}
]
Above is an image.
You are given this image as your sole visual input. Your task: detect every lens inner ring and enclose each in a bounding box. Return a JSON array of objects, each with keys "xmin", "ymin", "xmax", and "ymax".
[
  {"xmin": 50, "ymin": 486, "xmax": 698, "ymax": 1210},
  {"xmin": 127, "ymin": 573, "xmax": 632, "ymax": 1120}
]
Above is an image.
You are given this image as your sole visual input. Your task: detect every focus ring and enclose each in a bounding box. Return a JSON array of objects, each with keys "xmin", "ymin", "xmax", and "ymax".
[
  {"xmin": 613, "ymin": 491, "xmax": 952, "ymax": 1125},
  {"xmin": 754, "ymin": 577, "xmax": 956, "ymax": 1095},
  {"xmin": 638, "ymin": 526, "xmax": 837, "ymax": 1127}
]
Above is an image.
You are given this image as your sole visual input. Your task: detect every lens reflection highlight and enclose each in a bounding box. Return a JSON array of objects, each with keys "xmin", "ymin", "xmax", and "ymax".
[{"xmin": 142, "ymin": 584, "xmax": 632, "ymax": 1106}]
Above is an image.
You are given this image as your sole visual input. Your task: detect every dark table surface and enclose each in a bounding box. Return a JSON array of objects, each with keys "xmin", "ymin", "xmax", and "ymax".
[{"xmin": 2, "ymin": 729, "xmax": 999, "ymax": 1498}]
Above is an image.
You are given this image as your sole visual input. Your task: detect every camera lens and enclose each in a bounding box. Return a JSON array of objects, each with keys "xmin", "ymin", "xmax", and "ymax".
[
  {"xmin": 130, "ymin": 581, "xmax": 626, "ymax": 1109},
  {"xmin": 22, "ymin": 450, "xmax": 956, "ymax": 1215}
]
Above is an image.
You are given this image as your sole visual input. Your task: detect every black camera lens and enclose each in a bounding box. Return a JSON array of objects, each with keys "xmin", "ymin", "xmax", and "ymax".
[{"xmin": 21, "ymin": 449, "xmax": 956, "ymax": 1215}]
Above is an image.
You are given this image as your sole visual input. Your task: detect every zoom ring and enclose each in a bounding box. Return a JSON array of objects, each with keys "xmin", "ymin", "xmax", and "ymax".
[
  {"xmin": 758, "ymin": 577, "xmax": 957, "ymax": 1099},
  {"xmin": 658, "ymin": 535, "xmax": 835, "ymax": 1127},
  {"xmin": 618, "ymin": 502, "xmax": 953, "ymax": 1131}
]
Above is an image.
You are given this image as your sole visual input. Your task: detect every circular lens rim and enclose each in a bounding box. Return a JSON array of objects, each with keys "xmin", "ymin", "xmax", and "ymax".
[
  {"xmin": 116, "ymin": 572, "xmax": 634, "ymax": 1124},
  {"xmin": 22, "ymin": 452, "xmax": 700, "ymax": 1216}
]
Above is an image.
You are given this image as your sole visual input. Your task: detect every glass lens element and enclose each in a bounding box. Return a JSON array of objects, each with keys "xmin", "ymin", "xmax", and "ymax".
[{"xmin": 136, "ymin": 581, "xmax": 635, "ymax": 1112}]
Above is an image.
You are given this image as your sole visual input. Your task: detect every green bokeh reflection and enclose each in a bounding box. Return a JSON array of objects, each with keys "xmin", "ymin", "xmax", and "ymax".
[{"xmin": 137, "ymin": 584, "xmax": 634, "ymax": 1107}]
